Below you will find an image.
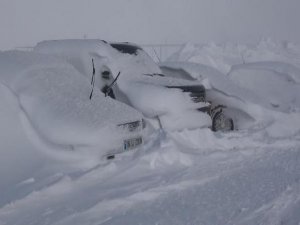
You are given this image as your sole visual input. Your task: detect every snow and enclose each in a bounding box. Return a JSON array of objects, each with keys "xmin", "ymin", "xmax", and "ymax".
[
  {"xmin": 161, "ymin": 59, "xmax": 300, "ymax": 133},
  {"xmin": 160, "ymin": 61, "xmax": 269, "ymax": 129},
  {"xmin": 1, "ymin": 128, "xmax": 300, "ymax": 225},
  {"xmin": 0, "ymin": 50, "xmax": 145, "ymax": 166},
  {"xmin": 1, "ymin": 39, "xmax": 300, "ymax": 225},
  {"xmin": 34, "ymin": 40, "xmax": 212, "ymax": 131},
  {"xmin": 229, "ymin": 62, "xmax": 300, "ymax": 113}
]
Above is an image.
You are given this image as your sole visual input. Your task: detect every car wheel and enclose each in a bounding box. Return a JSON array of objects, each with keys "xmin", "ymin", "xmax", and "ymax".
[{"xmin": 212, "ymin": 111, "xmax": 234, "ymax": 132}]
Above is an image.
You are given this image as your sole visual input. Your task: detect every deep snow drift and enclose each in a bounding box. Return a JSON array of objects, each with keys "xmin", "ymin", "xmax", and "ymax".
[{"xmin": 1, "ymin": 39, "xmax": 300, "ymax": 225}]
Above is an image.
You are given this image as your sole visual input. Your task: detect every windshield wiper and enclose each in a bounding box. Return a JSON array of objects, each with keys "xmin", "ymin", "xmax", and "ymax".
[
  {"xmin": 102, "ymin": 71, "xmax": 121, "ymax": 97},
  {"xmin": 89, "ymin": 59, "xmax": 96, "ymax": 100}
]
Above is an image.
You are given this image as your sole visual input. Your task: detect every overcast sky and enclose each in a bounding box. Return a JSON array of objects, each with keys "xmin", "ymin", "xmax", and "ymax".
[{"xmin": 1, "ymin": 0, "xmax": 300, "ymax": 50}]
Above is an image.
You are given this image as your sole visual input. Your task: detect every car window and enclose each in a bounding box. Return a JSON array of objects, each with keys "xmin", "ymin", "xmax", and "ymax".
[{"xmin": 110, "ymin": 43, "xmax": 142, "ymax": 55}]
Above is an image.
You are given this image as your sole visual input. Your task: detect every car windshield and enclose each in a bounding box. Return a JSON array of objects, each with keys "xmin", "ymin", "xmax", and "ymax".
[{"xmin": 110, "ymin": 43, "xmax": 142, "ymax": 55}]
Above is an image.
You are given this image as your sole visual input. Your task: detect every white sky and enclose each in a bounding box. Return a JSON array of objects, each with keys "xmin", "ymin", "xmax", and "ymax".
[{"xmin": 1, "ymin": 0, "xmax": 300, "ymax": 50}]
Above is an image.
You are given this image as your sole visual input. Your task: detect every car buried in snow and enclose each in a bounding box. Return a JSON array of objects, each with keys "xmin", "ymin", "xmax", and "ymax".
[
  {"xmin": 34, "ymin": 39, "xmax": 234, "ymax": 132},
  {"xmin": 0, "ymin": 50, "xmax": 146, "ymax": 161},
  {"xmin": 108, "ymin": 42, "xmax": 234, "ymax": 131}
]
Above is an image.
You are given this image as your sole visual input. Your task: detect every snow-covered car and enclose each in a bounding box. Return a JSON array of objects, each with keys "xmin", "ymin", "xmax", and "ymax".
[
  {"xmin": 108, "ymin": 42, "xmax": 234, "ymax": 131},
  {"xmin": 159, "ymin": 61, "xmax": 265, "ymax": 130},
  {"xmin": 34, "ymin": 40, "xmax": 234, "ymax": 131},
  {"xmin": 228, "ymin": 61, "xmax": 300, "ymax": 113},
  {"xmin": 0, "ymin": 50, "xmax": 146, "ymax": 162},
  {"xmin": 160, "ymin": 60, "xmax": 300, "ymax": 130}
]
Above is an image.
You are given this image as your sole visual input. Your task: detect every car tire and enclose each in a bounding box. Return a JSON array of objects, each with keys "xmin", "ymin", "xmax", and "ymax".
[{"xmin": 212, "ymin": 111, "xmax": 234, "ymax": 132}]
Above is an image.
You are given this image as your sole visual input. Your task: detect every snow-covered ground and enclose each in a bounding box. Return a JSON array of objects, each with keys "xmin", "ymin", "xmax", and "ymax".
[{"xmin": 1, "ymin": 39, "xmax": 300, "ymax": 225}]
